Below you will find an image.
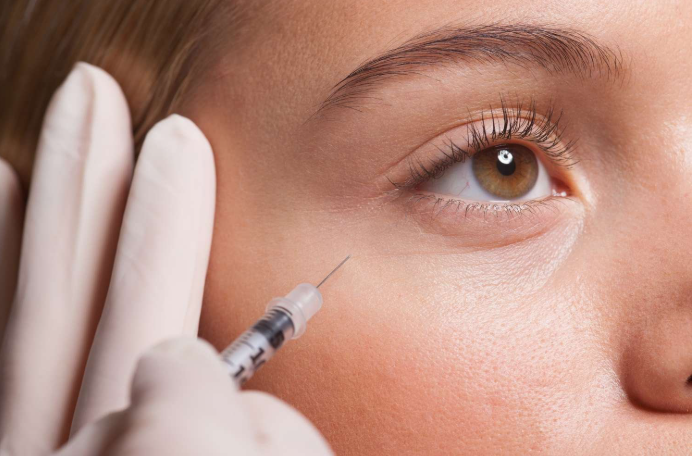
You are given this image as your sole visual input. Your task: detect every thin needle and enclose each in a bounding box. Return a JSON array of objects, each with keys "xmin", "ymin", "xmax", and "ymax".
[{"xmin": 316, "ymin": 255, "xmax": 352, "ymax": 288}]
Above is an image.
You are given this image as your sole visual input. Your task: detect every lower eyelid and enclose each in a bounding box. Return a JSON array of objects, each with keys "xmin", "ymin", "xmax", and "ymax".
[{"xmin": 398, "ymin": 191, "xmax": 582, "ymax": 246}]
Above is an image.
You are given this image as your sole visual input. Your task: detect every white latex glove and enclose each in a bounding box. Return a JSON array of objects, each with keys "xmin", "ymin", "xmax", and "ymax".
[
  {"xmin": 55, "ymin": 338, "xmax": 332, "ymax": 456},
  {"xmin": 0, "ymin": 63, "xmax": 332, "ymax": 456}
]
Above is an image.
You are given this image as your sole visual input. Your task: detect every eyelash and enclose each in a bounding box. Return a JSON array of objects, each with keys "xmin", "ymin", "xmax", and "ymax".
[{"xmin": 390, "ymin": 97, "xmax": 579, "ymax": 221}]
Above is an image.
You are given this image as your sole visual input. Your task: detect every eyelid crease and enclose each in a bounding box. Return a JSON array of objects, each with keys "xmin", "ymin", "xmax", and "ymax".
[{"xmin": 388, "ymin": 95, "xmax": 579, "ymax": 190}]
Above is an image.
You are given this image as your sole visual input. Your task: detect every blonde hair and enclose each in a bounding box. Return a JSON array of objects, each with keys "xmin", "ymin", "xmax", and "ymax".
[{"xmin": 0, "ymin": 0, "xmax": 230, "ymax": 190}]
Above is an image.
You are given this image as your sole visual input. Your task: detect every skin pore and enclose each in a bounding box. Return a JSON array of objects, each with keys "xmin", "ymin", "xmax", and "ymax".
[{"xmin": 183, "ymin": 0, "xmax": 692, "ymax": 453}]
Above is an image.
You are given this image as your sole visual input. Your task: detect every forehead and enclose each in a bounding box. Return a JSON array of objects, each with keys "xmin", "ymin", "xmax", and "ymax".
[
  {"xmin": 221, "ymin": 0, "xmax": 688, "ymax": 109},
  {"xmin": 235, "ymin": 0, "xmax": 684, "ymax": 64}
]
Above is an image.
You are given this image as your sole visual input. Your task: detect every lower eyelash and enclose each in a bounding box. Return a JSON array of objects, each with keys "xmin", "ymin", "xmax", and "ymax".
[{"xmin": 406, "ymin": 192, "xmax": 574, "ymax": 224}]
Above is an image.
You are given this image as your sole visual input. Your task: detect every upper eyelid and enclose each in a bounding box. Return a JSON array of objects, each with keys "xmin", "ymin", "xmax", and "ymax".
[
  {"xmin": 466, "ymin": 98, "xmax": 579, "ymax": 168},
  {"xmin": 388, "ymin": 98, "xmax": 579, "ymax": 189}
]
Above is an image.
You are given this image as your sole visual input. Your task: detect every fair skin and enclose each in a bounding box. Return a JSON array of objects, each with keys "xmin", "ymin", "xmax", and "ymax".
[
  {"xmin": 1, "ymin": 0, "xmax": 691, "ymax": 454},
  {"xmin": 186, "ymin": 0, "xmax": 692, "ymax": 453}
]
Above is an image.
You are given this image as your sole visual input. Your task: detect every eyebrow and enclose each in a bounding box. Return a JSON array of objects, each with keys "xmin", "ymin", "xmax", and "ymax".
[{"xmin": 314, "ymin": 24, "xmax": 626, "ymax": 117}]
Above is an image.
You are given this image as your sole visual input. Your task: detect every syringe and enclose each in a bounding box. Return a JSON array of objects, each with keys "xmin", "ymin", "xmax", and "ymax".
[{"xmin": 220, "ymin": 256, "xmax": 351, "ymax": 387}]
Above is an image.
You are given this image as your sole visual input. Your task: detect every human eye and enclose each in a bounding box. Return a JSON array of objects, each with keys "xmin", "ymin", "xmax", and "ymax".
[{"xmin": 387, "ymin": 97, "xmax": 580, "ymax": 227}]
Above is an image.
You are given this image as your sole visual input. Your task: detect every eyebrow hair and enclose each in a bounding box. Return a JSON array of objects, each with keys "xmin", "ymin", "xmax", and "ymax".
[{"xmin": 314, "ymin": 24, "xmax": 626, "ymax": 117}]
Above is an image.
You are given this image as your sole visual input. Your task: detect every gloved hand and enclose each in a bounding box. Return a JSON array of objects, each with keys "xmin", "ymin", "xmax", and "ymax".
[{"xmin": 0, "ymin": 63, "xmax": 332, "ymax": 456}]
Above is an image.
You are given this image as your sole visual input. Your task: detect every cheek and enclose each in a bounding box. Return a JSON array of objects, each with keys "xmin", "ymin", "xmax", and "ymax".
[
  {"xmin": 220, "ymin": 216, "xmax": 607, "ymax": 453},
  {"xmin": 244, "ymin": 279, "xmax": 600, "ymax": 454}
]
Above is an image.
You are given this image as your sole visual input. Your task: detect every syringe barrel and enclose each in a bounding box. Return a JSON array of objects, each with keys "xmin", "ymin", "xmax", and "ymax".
[
  {"xmin": 220, "ymin": 284, "xmax": 323, "ymax": 386},
  {"xmin": 220, "ymin": 307, "xmax": 295, "ymax": 387}
]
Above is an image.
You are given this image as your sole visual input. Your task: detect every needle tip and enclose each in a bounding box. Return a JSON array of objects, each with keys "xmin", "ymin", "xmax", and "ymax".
[{"xmin": 316, "ymin": 255, "xmax": 352, "ymax": 288}]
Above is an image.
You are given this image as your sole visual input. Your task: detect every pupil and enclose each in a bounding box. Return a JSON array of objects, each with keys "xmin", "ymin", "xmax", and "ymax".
[{"xmin": 496, "ymin": 149, "xmax": 516, "ymax": 176}]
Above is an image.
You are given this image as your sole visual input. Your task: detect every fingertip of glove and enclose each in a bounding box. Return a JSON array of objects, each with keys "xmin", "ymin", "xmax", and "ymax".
[
  {"xmin": 73, "ymin": 62, "xmax": 132, "ymax": 128},
  {"xmin": 37, "ymin": 62, "xmax": 133, "ymax": 176},
  {"xmin": 135, "ymin": 338, "xmax": 223, "ymax": 381},
  {"xmin": 146, "ymin": 337, "xmax": 219, "ymax": 361},
  {"xmin": 143, "ymin": 115, "xmax": 214, "ymax": 172},
  {"xmin": 71, "ymin": 62, "xmax": 122, "ymax": 95},
  {"xmin": 150, "ymin": 115, "xmax": 209, "ymax": 145},
  {"xmin": 137, "ymin": 115, "xmax": 216, "ymax": 199},
  {"xmin": 50, "ymin": 62, "xmax": 131, "ymax": 128},
  {"xmin": 131, "ymin": 338, "xmax": 228, "ymax": 401}
]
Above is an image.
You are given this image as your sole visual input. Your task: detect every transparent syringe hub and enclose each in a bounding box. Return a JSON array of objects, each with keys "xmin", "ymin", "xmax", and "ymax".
[{"xmin": 220, "ymin": 283, "xmax": 323, "ymax": 386}]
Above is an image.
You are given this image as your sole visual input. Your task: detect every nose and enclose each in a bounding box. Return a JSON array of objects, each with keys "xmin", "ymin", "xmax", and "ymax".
[
  {"xmin": 601, "ymin": 128, "xmax": 692, "ymax": 413},
  {"xmin": 622, "ymin": 307, "xmax": 692, "ymax": 413},
  {"xmin": 604, "ymin": 153, "xmax": 692, "ymax": 413}
]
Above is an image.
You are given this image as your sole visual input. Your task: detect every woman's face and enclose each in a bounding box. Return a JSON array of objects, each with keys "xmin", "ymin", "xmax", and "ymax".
[{"xmin": 187, "ymin": 0, "xmax": 692, "ymax": 453}]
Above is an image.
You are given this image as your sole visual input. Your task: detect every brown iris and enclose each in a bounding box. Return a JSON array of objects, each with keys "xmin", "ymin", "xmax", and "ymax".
[{"xmin": 471, "ymin": 144, "xmax": 539, "ymax": 199}]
